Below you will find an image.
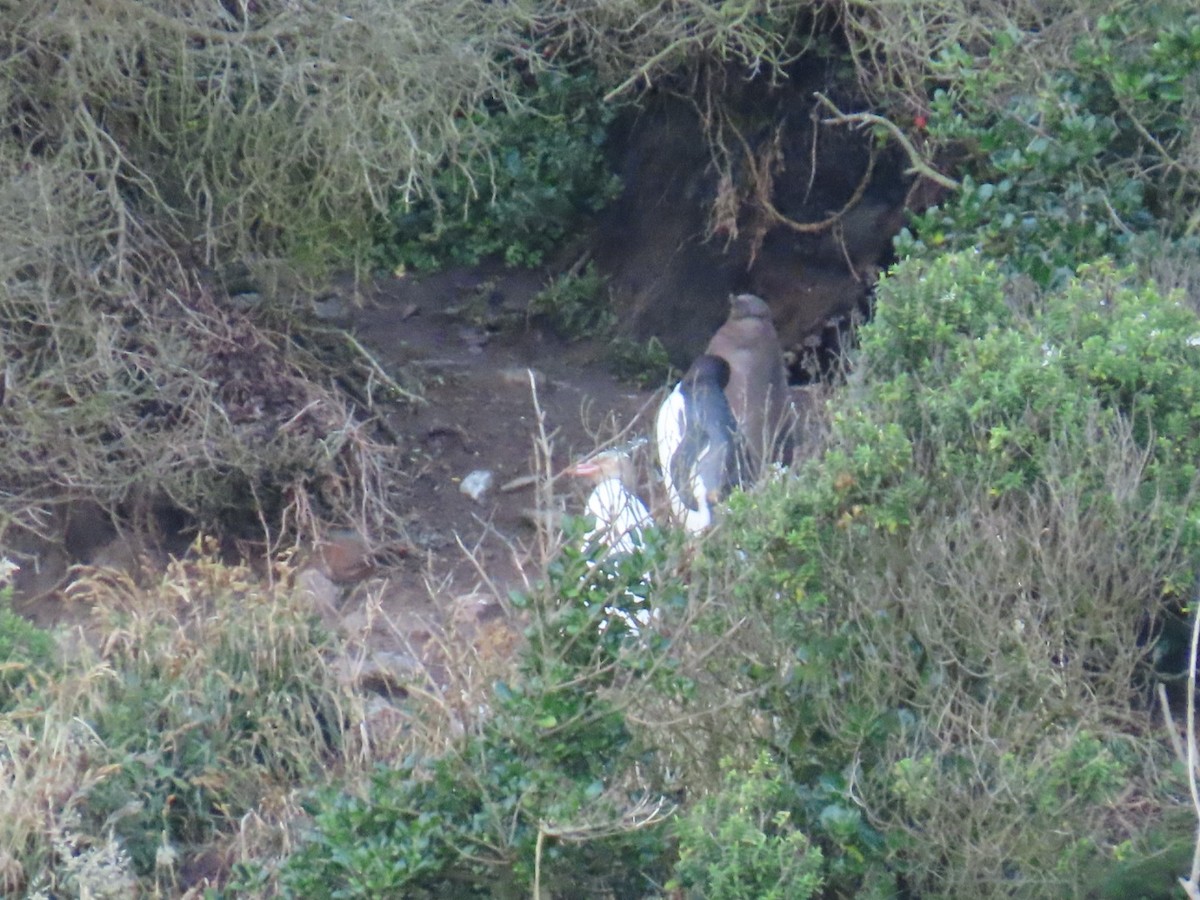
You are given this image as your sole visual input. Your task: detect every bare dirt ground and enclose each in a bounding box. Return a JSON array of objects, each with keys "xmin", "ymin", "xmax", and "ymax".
[
  {"xmin": 360, "ymin": 265, "xmax": 662, "ymax": 587},
  {"xmin": 310, "ymin": 265, "xmax": 668, "ymax": 686}
]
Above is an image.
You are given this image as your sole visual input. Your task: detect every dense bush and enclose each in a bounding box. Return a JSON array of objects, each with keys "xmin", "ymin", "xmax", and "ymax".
[
  {"xmin": 377, "ymin": 69, "xmax": 622, "ymax": 272},
  {"xmin": 711, "ymin": 251, "xmax": 1196, "ymax": 896},
  {"xmin": 900, "ymin": 4, "xmax": 1200, "ymax": 284}
]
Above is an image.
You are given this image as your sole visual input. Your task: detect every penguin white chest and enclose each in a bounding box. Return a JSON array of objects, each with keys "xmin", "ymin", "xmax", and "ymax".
[{"xmin": 584, "ymin": 477, "xmax": 653, "ymax": 556}]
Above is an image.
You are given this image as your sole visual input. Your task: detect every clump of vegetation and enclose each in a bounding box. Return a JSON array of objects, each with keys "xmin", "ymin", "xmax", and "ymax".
[
  {"xmin": 894, "ymin": 4, "xmax": 1200, "ymax": 285},
  {"xmin": 0, "ymin": 552, "xmax": 360, "ymax": 894},
  {"xmin": 528, "ymin": 263, "xmax": 615, "ymax": 340},
  {"xmin": 3, "ymin": 0, "xmax": 541, "ymax": 270},
  {"xmin": 607, "ymin": 335, "xmax": 676, "ymax": 388},
  {"xmin": 707, "ymin": 251, "xmax": 1196, "ymax": 896},
  {"xmin": 0, "ymin": 209, "xmax": 405, "ymax": 540},
  {"xmin": 528, "ymin": 265, "xmax": 675, "ymax": 385},
  {"xmin": 279, "ymin": 518, "xmax": 683, "ymax": 896},
  {"xmin": 669, "ymin": 752, "xmax": 824, "ymax": 900},
  {"xmin": 2, "ymin": 0, "xmax": 484, "ymax": 545},
  {"xmin": 378, "ymin": 68, "xmax": 623, "ymax": 272},
  {"xmin": 0, "ymin": 563, "xmax": 55, "ymax": 712}
]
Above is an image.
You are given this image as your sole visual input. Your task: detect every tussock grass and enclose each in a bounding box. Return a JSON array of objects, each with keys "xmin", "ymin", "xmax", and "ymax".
[
  {"xmin": 0, "ymin": 181, "xmax": 406, "ymax": 544},
  {"xmin": 3, "ymin": 0, "xmax": 534, "ymax": 268},
  {"xmin": 0, "ymin": 0, "xmax": 540, "ymax": 548},
  {"xmin": 0, "ymin": 549, "xmax": 371, "ymax": 893}
]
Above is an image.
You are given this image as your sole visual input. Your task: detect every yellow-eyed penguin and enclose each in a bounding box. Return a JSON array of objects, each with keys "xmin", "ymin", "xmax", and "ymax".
[
  {"xmin": 655, "ymin": 354, "xmax": 744, "ymax": 532},
  {"xmin": 704, "ymin": 293, "xmax": 794, "ymax": 470},
  {"xmin": 564, "ymin": 445, "xmax": 655, "ymax": 632},
  {"xmin": 564, "ymin": 447, "xmax": 654, "ymax": 557}
]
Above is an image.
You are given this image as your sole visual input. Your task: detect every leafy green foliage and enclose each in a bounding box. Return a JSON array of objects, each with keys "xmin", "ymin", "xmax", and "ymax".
[
  {"xmin": 0, "ymin": 575, "xmax": 56, "ymax": 712},
  {"xmin": 862, "ymin": 253, "xmax": 1200, "ymax": 508},
  {"xmin": 901, "ymin": 5, "xmax": 1200, "ymax": 284},
  {"xmin": 528, "ymin": 263, "xmax": 614, "ymax": 341},
  {"xmin": 279, "ymin": 520, "xmax": 683, "ymax": 897},
  {"xmin": 708, "ymin": 250, "xmax": 1195, "ymax": 896},
  {"xmin": 669, "ymin": 752, "xmax": 824, "ymax": 900},
  {"xmin": 378, "ymin": 67, "xmax": 622, "ymax": 272}
]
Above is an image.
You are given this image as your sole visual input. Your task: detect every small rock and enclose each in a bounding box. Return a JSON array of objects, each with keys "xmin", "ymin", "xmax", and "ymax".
[
  {"xmin": 519, "ymin": 507, "xmax": 564, "ymax": 531},
  {"xmin": 357, "ymin": 695, "xmax": 410, "ymax": 747},
  {"xmin": 333, "ymin": 650, "xmax": 424, "ymax": 697},
  {"xmin": 312, "ymin": 293, "xmax": 350, "ymax": 322},
  {"xmin": 458, "ymin": 325, "xmax": 489, "ymax": 352},
  {"xmin": 89, "ymin": 535, "xmax": 143, "ymax": 578},
  {"xmin": 459, "ymin": 469, "xmax": 494, "ymax": 503},
  {"xmin": 294, "ymin": 568, "xmax": 341, "ymax": 627},
  {"xmin": 450, "ymin": 593, "xmax": 502, "ymax": 628},
  {"xmin": 228, "ymin": 291, "xmax": 262, "ymax": 311}
]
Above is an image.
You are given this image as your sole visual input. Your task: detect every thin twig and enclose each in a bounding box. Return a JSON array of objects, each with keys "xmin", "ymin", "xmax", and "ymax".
[
  {"xmin": 729, "ymin": 113, "xmax": 878, "ymax": 236},
  {"xmin": 814, "ymin": 92, "xmax": 961, "ymax": 191}
]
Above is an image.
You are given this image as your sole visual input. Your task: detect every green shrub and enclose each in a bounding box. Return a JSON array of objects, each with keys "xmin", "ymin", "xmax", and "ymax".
[
  {"xmin": 670, "ymin": 752, "xmax": 824, "ymax": 900},
  {"xmin": 279, "ymin": 520, "xmax": 683, "ymax": 897},
  {"xmin": 378, "ymin": 67, "xmax": 622, "ymax": 272},
  {"xmin": 900, "ymin": 5, "xmax": 1200, "ymax": 284},
  {"xmin": 862, "ymin": 253, "xmax": 1200, "ymax": 510},
  {"xmin": 0, "ymin": 569, "xmax": 56, "ymax": 712},
  {"xmin": 706, "ymin": 250, "xmax": 1195, "ymax": 896}
]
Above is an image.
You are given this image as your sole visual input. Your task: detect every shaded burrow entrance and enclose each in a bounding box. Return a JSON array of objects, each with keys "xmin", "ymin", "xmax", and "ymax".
[{"xmin": 592, "ymin": 58, "xmax": 935, "ymax": 382}]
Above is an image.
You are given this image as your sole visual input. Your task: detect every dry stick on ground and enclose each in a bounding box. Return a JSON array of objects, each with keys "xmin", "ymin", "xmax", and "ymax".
[{"xmin": 528, "ymin": 368, "xmax": 564, "ymax": 572}]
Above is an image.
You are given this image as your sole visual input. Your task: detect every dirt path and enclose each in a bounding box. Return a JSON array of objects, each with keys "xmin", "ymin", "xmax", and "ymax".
[{"xmin": 322, "ymin": 268, "xmax": 666, "ymax": 682}]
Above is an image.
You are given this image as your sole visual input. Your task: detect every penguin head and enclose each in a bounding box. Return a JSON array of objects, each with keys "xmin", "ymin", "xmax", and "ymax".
[
  {"xmin": 565, "ymin": 441, "xmax": 645, "ymax": 486},
  {"xmin": 684, "ymin": 354, "xmax": 731, "ymax": 391},
  {"xmin": 728, "ymin": 293, "xmax": 772, "ymax": 322}
]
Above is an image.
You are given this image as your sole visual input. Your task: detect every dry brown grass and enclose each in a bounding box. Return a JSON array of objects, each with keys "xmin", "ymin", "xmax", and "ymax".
[{"xmin": 0, "ymin": 0, "xmax": 553, "ymax": 553}]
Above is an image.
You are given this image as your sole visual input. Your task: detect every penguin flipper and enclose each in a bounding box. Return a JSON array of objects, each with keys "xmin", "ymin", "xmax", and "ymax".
[{"xmin": 670, "ymin": 429, "xmax": 706, "ymax": 513}]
